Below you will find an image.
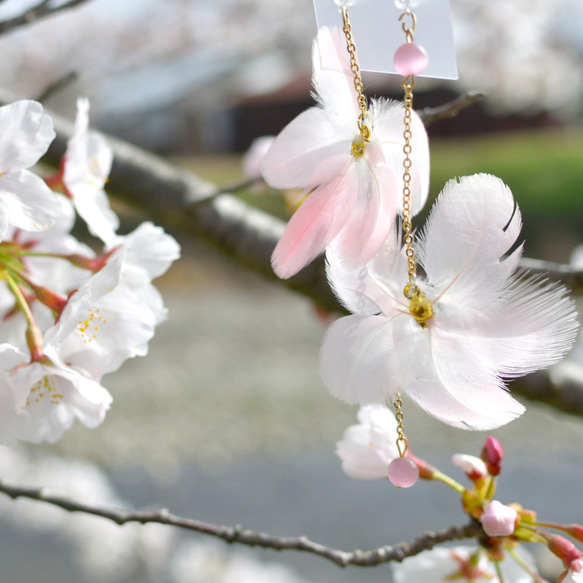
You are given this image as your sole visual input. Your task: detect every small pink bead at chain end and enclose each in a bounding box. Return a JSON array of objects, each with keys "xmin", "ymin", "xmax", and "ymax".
[
  {"xmin": 393, "ymin": 42, "xmax": 429, "ymax": 77},
  {"xmin": 388, "ymin": 457, "xmax": 419, "ymax": 488}
]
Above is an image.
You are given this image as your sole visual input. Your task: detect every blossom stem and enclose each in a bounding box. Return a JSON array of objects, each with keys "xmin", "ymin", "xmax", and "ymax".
[
  {"xmin": 514, "ymin": 524, "xmax": 552, "ymax": 545},
  {"xmin": 483, "ymin": 477, "xmax": 496, "ymax": 501},
  {"xmin": 533, "ymin": 521, "xmax": 572, "ymax": 534},
  {"xmin": 18, "ymin": 272, "xmax": 67, "ymax": 316},
  {"xmin": 19, "ymin": 251, "xmax": 107, "ymax": 273},
  {"xmin": 5, "ymin": 272, "xmax": 44, "ymax": 362},
  {"xmin": 507, "ymin": 548, "xmax": 550, "ymax": 583},
  {"xmin": 493, "ymin": 559, "xmax": 505, "ymax": 583},
  {"xmin": 431, "ymin": 469, "xmax": 465, "ymax": 494}
]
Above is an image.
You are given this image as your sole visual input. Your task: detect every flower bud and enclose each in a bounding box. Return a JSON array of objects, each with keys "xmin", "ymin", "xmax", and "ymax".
[
  {"xmin": 452, "ymin": 454, "xmax": 488, "ymax": 481},
  {"xmin": 480, "ymin": 501, "xmax": 517, "ymax": 537},
  {"xmin": 26, "ymin": 322, "xmax": 44, "ymax": 363},
  {"xmin": 549, "ymin": 535, "xmax": 583, "ymax": 565},
  {"xmin": 480, "ymin": 436, "xmax": 504, "ymax": 476},
  {"xmin": 566, "ymin": 526, "xmax": 583, "ymax": 545},
  {"xmin": 407, "ymin": 453, "xmax": 436, "ymax": 480},
  {"xmin": 31, "ymin": 284, "xmax": 67, "ymax": 316}
]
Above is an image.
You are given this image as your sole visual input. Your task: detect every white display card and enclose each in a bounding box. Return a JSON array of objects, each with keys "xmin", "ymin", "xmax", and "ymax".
[{"xmin": 312, "ymin": 0, "xmax": 458, "ymax": 80}]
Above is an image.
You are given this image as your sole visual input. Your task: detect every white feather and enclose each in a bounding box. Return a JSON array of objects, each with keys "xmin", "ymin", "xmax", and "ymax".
[
  {"xmin": 418, "ymin": 174, "xmax": 523, "ymax": 310},
  {"xmin": 312, "ymin": 26, "xmax": 361, "ymax": 124},
  {"xmin": 321, "ymin": 173, "xmax": 579, "ymax": 430}
]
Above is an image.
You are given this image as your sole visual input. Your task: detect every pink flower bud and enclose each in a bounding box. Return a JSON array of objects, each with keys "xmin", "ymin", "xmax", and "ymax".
[
  {"xmin": 480, "ymin": 501, "xmax": 517, "ymax": 537},
  {"xmin": 480, "ymin": 436, "xmax": 504, "ymax": 476},
  {"xmin": 452, "ymin": 454, "xmax": 488, "ymax": 481},
  {"xmin": 550, "ymin": 535, "xmax": 583, "ymax": 565},
  {"xmin": 567, "ymin": 526, "xmax": 583, "ymax": 545},
  {"xmin": 407, "ymin": 453, "xmax": 436, "ymax": 480}
]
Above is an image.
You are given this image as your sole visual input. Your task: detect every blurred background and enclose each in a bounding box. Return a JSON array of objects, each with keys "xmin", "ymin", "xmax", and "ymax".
[{"xmin": 0, "ymin": 0, "xmax": 582, "ymax": 582}]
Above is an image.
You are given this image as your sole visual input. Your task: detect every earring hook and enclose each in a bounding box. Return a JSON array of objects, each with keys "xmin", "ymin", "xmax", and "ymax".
[{"xmin": 399, "ymin": 9, "xmax": 416, "ymax": 43}]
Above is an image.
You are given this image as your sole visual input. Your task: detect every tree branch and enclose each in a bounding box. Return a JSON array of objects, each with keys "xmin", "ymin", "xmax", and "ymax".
[
  {"xmin": 0, "ymin": 92, "xmax": 576, "ymax": 415},
  {"xmin": 34, "ymin": 104, "xmax": 583, "ymax": 312},
  {"xmin": 0, "ymin": 0, "xmax": 92, "ymax": 35},
  {"xmin": 36, "ymin": 71, "xmax": 79, "ymax": 103},
  {"xmin": 418, "ymin": 91, "xmax": 486, "ymax": 126},
  {"xmin": 39, "ymin": 108, "xmax": 342, "ymax": 311},
  {"xmin": 511, "ymin": 366, "xmax": 583, "ymax": 417},
  {"xmin": 0, "ymin": 477, "xmax": 482, "ymax": 568}
]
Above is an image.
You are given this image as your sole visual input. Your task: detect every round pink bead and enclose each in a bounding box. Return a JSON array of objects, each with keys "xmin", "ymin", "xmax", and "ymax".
[
  {"xmin": 393, "ymin": 42, "xmax": 429, "ymax": 76},
  {"xmin": 388, "ymin": 457, "xmax": 419, "ymax": 488}
]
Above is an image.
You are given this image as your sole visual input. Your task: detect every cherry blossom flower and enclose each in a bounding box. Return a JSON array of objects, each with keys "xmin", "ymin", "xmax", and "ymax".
[
  {"xmin": 242, "ymin": 136, "xmax": 275, "ymax": 180},
  {"xmin": 43, "ymin": 222, "xmax": 180, "ymax": 380},
  {"xmin": 561, "ymin": 558, "xmax": 583, "ymax": 583},
  {"xmin": 0, "ymin": 100, "xmax": 60, "ymax": 241},
  {"xmin": 106, "ymin": 221, "xmax": 181, "ymax": 324},
  {"xmin": 0, "ymin": 196, "xmax": 95, "ymax": 350},
  {"xmin": 320, "ymin": 174, "xmax": 578, "ymax": 430},
  {"xmin": 261, "ymin": 26, "xmax": 429, "ymax": 279},
  {"xmin": 336, "ymin": 405, "xmax": 399, "ymax": 479},
  {"xmin": 392, "ymin": 545, "xmax": 536, "ymax": 583},
  {"xmin": 0, "ymin": 222, "xmax": 179, "ymax": 444},
  {"xmin": 0, "ymin": 343, "xmax": 112, "ymax": 444},
  {"xmin": 480, "ymin": 501, "xmax": 517, "ymax": 537},
  {"xmin": 62, "ymin": 97, "xmax": 119, "ymax": 244}
]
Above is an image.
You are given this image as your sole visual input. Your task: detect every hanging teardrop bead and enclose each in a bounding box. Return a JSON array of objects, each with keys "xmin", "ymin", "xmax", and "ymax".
[
  {"xmin": 388, "ymin": 457, "xmax": 419, "ymax": 488},
  {"xmin": 394, "ymin": 42, "xmax": 429, "ymax": 76}
]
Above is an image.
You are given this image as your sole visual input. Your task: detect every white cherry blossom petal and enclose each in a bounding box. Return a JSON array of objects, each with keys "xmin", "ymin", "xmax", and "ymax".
[
  {"xmin": 336, "ymin": 405, "xmax": 399, "ymax": 479},
  {"xmin": 6, "ymin": 357, "xmax": 112, "ymax": 444},
  {"xmin": 109, "ymin": 221, "xmax": 182, "ymax": 283},
  {"xmin": 63, "ymin": 97, "xmax": 119, "ymax": 245},
  {"xmin": 0, "ymin": 100, "xmax": 55, "ymax": 171},
  {"xmin": 0, "ymin": 170, "xmax": 58, "ymax": 239},
  {"xmin": 392, "ymin": 545, "xmax": 537, "ymax": 583}
]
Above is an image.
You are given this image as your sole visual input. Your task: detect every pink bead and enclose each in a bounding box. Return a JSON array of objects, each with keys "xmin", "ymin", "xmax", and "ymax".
[
  {"xmin": 388, "ymin": 457, "xmax": 419, "ymax": 488},
  {"xmin": 393, "ymin": 42, "xmax": 429, "ymax": 76}
]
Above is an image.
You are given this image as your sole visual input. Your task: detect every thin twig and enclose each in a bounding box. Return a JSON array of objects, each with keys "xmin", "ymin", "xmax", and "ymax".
[
  {"xmin": 36, "ymin": 71, "xmax": 78, "ymax": 103},
  {"xmin": 418, "ymin": 91, "xmax": 485, "ymax": 126},
  {"xmin": 0, "ymin": 0, "xmax": 92, "ymax": 35},
  {"xmin": 0, "ymin": 477, "xmax": 483, "ymax": 568}
]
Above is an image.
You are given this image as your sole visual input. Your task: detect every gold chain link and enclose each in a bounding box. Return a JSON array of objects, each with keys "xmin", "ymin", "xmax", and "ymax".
[
  {"xmin": 341, "ymin": 7, "xmax": 370, "ymax": 140},
  {"xmin": 401, "ymin": 75, "xmax": 417, "ymax": 290},
  {"xmin": 393, "ymin": 393, "xmax": 408, "ymax": 457},
  {"xmin": 398, "ymin": 17, "xmax": 434, "ymax": 334}
]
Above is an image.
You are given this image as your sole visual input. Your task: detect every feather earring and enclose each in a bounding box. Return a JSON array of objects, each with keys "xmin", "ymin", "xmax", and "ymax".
[
  {"xmin": 261, "ymin": 3, "xmax": 430, "ymax": 279},
  {"xmin": 318, "ymin": 5, "xmax": 579, "ymax": 488}
]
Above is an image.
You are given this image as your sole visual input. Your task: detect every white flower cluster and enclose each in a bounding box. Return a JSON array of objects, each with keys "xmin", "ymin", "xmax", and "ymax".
[{"xmin": 0, "ymin": 98, "xmax": 180, "ymax": 445}]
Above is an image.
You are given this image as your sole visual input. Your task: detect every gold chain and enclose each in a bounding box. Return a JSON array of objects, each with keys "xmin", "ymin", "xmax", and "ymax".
[
  {"xmin": 341, "ymin": 7, "xmax": 370, "ymax": 140},
  {"xmin": 398, "ymin": 19, "xmax": 434, "ymax": 329},
  {"xmin": 394, "ymin": 393, "xmax": 408, "ymax": 457},
  {"xmin": 401, "ymin": 75, "xmax": 416, "ymax": 289}
]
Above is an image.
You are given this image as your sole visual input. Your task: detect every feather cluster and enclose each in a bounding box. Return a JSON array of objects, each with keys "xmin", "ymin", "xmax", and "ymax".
[
  {"xmin": 320, "ymin": 174, "xmax": 578, "ymax": 430},
  {"xmin": 261, "ymin": 26, "xmax": 430, "ymax": 279}
]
